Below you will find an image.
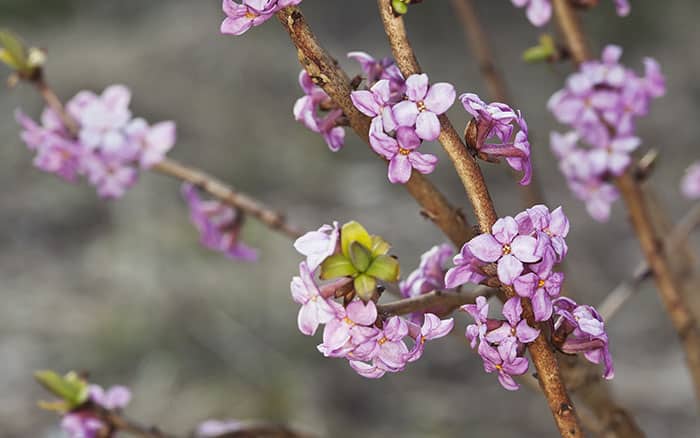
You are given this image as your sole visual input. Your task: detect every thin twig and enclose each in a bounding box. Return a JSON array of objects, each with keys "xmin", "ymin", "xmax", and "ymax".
[
  {"xmin": 97, "ymin": 407, "xmax": 176, "ymax": 438},
  {"xmin": 153, "ymin": 159, "xmax": 302, "ymax": 239},
  {"xmin": 377, "ymin": 286, "xmax": 494, "ymax": 317},
  {"xmin": 551, "ymin": 0, "xmax": 700, "ymax": 404},
  {"xmin": 375, "ymin": 2, "xmax": 582, "ymax": 436}
]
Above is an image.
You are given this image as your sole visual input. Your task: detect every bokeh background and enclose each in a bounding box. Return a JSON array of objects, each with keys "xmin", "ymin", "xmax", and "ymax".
[{"xmin": 1, "ymin": 1, "xmax": 699, "ymax": 436}]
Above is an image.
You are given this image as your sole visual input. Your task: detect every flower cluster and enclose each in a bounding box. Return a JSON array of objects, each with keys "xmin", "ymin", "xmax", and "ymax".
[
  {"xmin": 511, "ymin": 0, "xmax": 629, "ymax": 27},
  {"xmin": 16, "ymin": 85, "xmax": 175, "ymax": 199},
  {"xmin": 292, "ymin": 52, "xmax": 405, "ymax": 152},
  {"xmin": 548, "ymin": 45, "xmax": 665, "ymax": 221},
  {"xmin": 446, "ymin": 205, "xmax": 613, "ymax": 388},
  {"xmin": 681, "ymin": 162, "xmax": 700, "ymax": 200},
  {"xmin": 182, "ymin": 183, "xmax": 258, "ymax": 262},
  {"xmin": 293, "ymin": 70, "xmax": 346, "ymax": 152},
  {"xmin": 61, "ymin": 385, "xmax": 131, "ymax": 438},
  {"xmin": 461, "ymin": 93, "xmax": 532, "ymax": 185},
  {"xmin": 400, "ymin": 243, "xmax": 454, "ymax": 323},
  {"xmin": 291, "ymin": 221, "xmax": 453, "ymax": 378},
  {"xmin": 462, "ymin": 296, "xmax": 538, "ymax": 390},
  {"xmin": 220, "ymin": 0, "xmax": 302, "ymax": 36},
  {"xmin": 353, "ymin": 73, "xmax": 455, "ymax": 183},
  {"xmin": 552, "ymin": 297, "xmax": 614, "ymax": 379}
]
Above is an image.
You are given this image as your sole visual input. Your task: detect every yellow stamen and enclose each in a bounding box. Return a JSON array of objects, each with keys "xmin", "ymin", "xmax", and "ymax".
[
  {"xmin": 245, "ymin": 11, "xmax": 257, "ymax": 19},
  {"xmin": 378, "ymin": 337, "xmax": 388, "ymax": 345},
  {"xmin": 417, "ymin": 101, "xmax": 426, "ymax": 112},
  {"xmin": 502, "ymin": 244, "xmax": 512, "ymax": 255},
  {"xmin": 537, "ymin": 279, "xmax": 546, "ymax": 288},
  {"xmin": 398, "ymin": 147, "xmax": 411, "ymax": 156}
]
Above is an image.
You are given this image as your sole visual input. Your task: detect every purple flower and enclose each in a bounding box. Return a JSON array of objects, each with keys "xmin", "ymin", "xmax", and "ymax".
[
  {"xmin": 478, "ymin": 338, "xmax": 530, "ymax": 391},
  {"xmin": 515, "ymin": 204, "xmax": 569, "ymax": 261},
  {"xmin": 467, "ymin": 216, "xmax": 540, "ymax": 285},
  {"xmin": 347, "ymin": 51, "xmax": 405, "ymax": 97},
  {"xmin": 82, "ymin": 156, "xmax": 139, "ymax": 200},
  {"xmin": 291, "ymin": 262, "xmax": 336, "ymax": 336},
  {"xmin": 369, "ymin": 118, "xmax": 438, "ymax": 184},
  {"xmin": 681, "ymin": 162, "xmax": 700, "ymax": 200},
  {"xmin": 511, "ymin": 0, "xmax": 552, "ymax": 27},
  {"xmin": 220, "ymin": 0, "xmax": 278, "ymax": 36},
  {"xmin": 181, "ymin": 183, "xmax": 258, "ymax": 262},
  {"xmin": 485, "ymin": 297, "xmax": 540, "ymax": 344},
  {"xmin": 88, "ymin": 384, "xmax": 131, "ymax": 410},
  {"xmin": 61, "ymin": 413, "xmax": 104, "ymax": 438},
  {"xmin": 124, "ymin": 118, "xmax": 176, "ymax": 169},
  {"xmin": 400, "ymin": 244, "xmax": 453, "ymax": 298},
  {"xmin": 293, "ymin": 70, "xmax": 346, "ymax": 152},
  {"xmin": 462, "ymin": 295, "xmax": 489, "ymax": 348},
  {"xmin": 318, "ymin": 299, "xmax": 378, "ymax": 357},
  {"xmin": 549, "ymin": 46, "xmax": 664, "ymax": 221},
  {"xmin": 513, "ymin": 248, "xmax": 564, "ymax": 321},
  {"xmin": 512, "ymin": 0, "xmax": 629, "ymax": 27},
  {"xmin": 351, "ymin": 79, "xmax": 398, "ymax": 132},
  {"xmin": 293, "ymin": 222, "xmax": 339, "ymax": 270},
  {"xmin": 15, "ymin": 109, "xmax": 82, "ymax": 181},
  {"xmin": 460, "ymin": 94, "xmax": 532, "ymax": 185},
  {"xmin": 405, "ymin": 313, "xmax": 455, "ymax": 362},
  {"xmin": 553, "ymin": 297, "xmax": 614, "ymax": 379},
  {"xmin": 392, "ymin": 73, "xmax": 455, "ymax": 141},
  {"xmin": 444, "ymin": 244, "xmax": 487, "ymax": 289}
]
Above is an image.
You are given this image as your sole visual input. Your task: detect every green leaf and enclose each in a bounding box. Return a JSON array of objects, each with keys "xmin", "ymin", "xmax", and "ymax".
[
  {"xmin": 392, "ymin": 0, "xmax": 408, "ymax": 15},
  {"xmin": 522, "ymin": 34, "xmax": 556, "ymax": 63},
  {"xmin": 353, "ymin": 274, "xmax": 377, "ymax": 301},
  {"xmin": 320, "ymin": 254, "xmax": 357, "ymax": 280},
  {"xmin": 0, "ymin": 29, "xmax": 27, "ymax": 70},
  {"xmin": 0, "ymin": 49, "xmax": 18, "ymax": 69},
  {"xmin": 34, "ymin": 370, "xmax": 89, "ymax": 409},
  {"xmin": 340, "ymin": 221, "xmax": 373, "ymax": 258},
  {"xmin": 365, "ymin": 254, "xmax": 400, "ymax": 282},
  {"xmin": 370, "ymin": 235, "xmax": 391, "ymax": 257},
  {"xmin": 348, "ymin": 241, "xmax": 372, "ymax": 272}
]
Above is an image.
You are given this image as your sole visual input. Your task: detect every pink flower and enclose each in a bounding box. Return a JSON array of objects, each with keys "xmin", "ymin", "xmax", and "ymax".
[
  {"xmin": 293, "ymin": 70, "xmax": 346, "ymax": 152},
  {"xmin": 478, "ymin": 338, "xmax": 530, "ymax": 391},
  {"xmin": 513, "ymin": 248, "xmax": 564, "ymax": 321},
  {"xmin": 467, "ymin": 216, "xmax": 540, "ymax": 285},
  {"xmin": 392, "ymin": 73, "xmax": 456, "ymax": 141},
  {"xmin": 89, "ymin": 385, "xmax": 131, "ymax": 410},
  {"xmin": 181, "ymin": 183, "xmax": 258, "ymax": 262},
  {"xmin": 681, "ymin": 162, "xmax": 700, "ymax": 200},
  {"xmin": 293, "ymin": 222, "xmax": 339, "ymax": 270},
  {"xmin": 220, "ymin": 0, "xmax": 277, "ymax": 36},
  {"xmin": 369, "ymin": 118, "xmax": 438, "ymax": 184},
  {"xmin": 290, "ymin": 262, "xmax": 336, "ymax": 336},
  {"xmin": 351, "ymin": 79, "xmax": 398, "ymax": 132}
]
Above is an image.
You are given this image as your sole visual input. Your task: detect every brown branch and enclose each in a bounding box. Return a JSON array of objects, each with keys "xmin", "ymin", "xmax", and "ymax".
[
  {"xmin": 552, "ymin": 0, "xmax": 700, "ymax": 404},
  {"xmin": 96, "ymin": 407, "xmax": 175, "ymax": 438},
  {"xmin": 275, "ymin": 7, "xmax": 474, "ymax": 248},
  {"xmin": 377, "ymin": 285, "xmax": 494, "ymax": 317},
  {"xmin": 206, "ymin": 421, "xmax": 314, "ymax": 438},
  {"xmin": 28, "ymin": 75, "xmax": 303, "ymax": 241},
  {"xmin": 153, "ymin": 159, "xmax": 302, "ymax": 239},
  {"xmin": 375, "ymin": 2, "xmax": 582, "ymax": 436},
  {"xmin": 450, "ymin": 1, "xmax": 644, "ymax": 436}
]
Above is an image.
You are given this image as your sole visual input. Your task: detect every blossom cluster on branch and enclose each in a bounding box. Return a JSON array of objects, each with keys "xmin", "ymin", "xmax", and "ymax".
[
  {"xmin": 16, "ymin": 85, "xmax": 175, "ymax": 199},
  {"xmin": 220, "ymin": 0, "xmax": 303, "ymax": 35},
  {"xmin": 548, "ymin": 45, "xmax": 665, "ymax": 221},
  {"xmin": 291, "ymin": 221, "xmax": 454, "ymax": 378}
]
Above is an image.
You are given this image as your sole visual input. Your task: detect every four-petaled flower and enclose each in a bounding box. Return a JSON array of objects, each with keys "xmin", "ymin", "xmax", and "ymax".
[
  {"xmin": 290, "ymin": 262, "xmax": 336, "ymax": 336},
  {"xmin": 392, "ymin": 73, "xmax": 456, "ymax": 141}
]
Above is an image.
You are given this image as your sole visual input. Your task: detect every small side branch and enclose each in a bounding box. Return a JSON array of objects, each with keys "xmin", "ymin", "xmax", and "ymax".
[{"xmin": 377, "ymin": 286, "xmax": 495, "ymax": 317}]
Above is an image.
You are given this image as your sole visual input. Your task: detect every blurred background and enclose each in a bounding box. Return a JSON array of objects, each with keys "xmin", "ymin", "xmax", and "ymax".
[{"xmin": 1, "ymin": 0, "xmax": 699, "ymax": 436}]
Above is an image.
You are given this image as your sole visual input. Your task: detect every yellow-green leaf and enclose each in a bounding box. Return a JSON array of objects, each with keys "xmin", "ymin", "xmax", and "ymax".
[
  {"xmin": 370, "ymin": 235, "xmax": 391, "ymax": 257},
  {"xmin": 365, "ymin": 254, "xmax": 400, "ymax": 282},
  {"xmin": 340, "ymin": 221, "xmax": 372, "ymax": 258},
  {"xmin": 0, "ymin": 29, "xmax": 27, "ymax": 70},
  {"xmin": 348, "ymin": 241, "xmax": 372, "ymax": 272},
  {"xmin": 354, "ymin": 274, "xmax": 377, "ymax": 301},
  {"xmin": 320, "ymin": 254, "xmax": 357, "ymax": 280}
]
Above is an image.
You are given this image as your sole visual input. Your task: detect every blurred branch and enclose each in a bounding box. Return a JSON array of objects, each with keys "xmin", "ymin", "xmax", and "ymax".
[
  {"xmin": 552, "ymin": 0, "xmax": 700, "ymax": 405},
  {"xmin": 28, "ymin": 75, "xmax": 303, "ymax": 240},
  {"xmin": 375, "ymin": 2, "xmax": 582, "ymax": 436}
]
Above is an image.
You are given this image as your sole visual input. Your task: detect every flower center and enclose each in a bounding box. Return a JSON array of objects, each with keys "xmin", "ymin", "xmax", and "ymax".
[
  {"xmin": 502, "ymin": 244, "xmax": 512, "ymax": 255},
  {"xmin": 398, "ymin": 147, "xmax": 411, "ymax": 156},
  {"xmin": 417, "ymin": 101, "xmax": 426, "ymax": 112},
  {"xmin": 245, "ymin": 10, "xmax": 257, "ymax": 20},
  {"xmin": 537, "ymin": 279, "xmax": 546, "ymax": 288},
  {"xmin": 495, "ymin": 364, "xmax": 503, "ymax": 371},
  {"xmin": 343, "ymin": 317, "xmax": 355, "ymax": 326},
  {"xmin": 378, "ymin": 337, "xmax": 388, "ymax": 345}
]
